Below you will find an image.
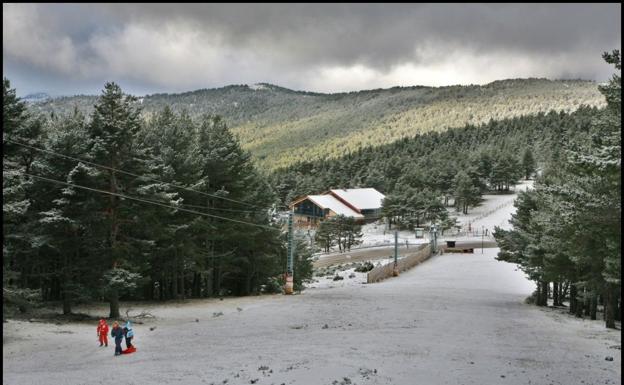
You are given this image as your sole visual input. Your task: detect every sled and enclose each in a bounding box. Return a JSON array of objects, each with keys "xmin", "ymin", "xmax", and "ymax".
[{"xmin": 121, "ymin": 346, "xmax": 137, "ymax": 354}]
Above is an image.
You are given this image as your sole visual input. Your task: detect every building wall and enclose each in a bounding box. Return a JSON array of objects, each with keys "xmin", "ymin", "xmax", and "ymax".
[
  {"xmin": 291, "ymin": 193, "xmax": 383, "ymax": 227},
  {"xmin": 292, "ymin": 199, "xmax": 328, "ymax": 228},
  {"xmin": 361, "ymin": 208, "xmax": 382, "ymax": 221},
  {"xmin": 293, "ymin": 213, "xmax": 321, "ymax": 227}
]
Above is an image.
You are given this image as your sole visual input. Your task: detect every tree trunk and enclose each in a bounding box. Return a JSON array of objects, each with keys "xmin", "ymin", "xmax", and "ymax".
[
  {"xmin": 536, "ymin": 281, "xmax": 545, "ymax": 306},
  {"xmin": 179, "ymin": 269, "xmax": 185, "ymax": 300},
  {"xmin": 109, "ymin": 291, "xmax": 120, "ymax": 318},
  {"xmin": 62, "ymin": 252, "xmax": 71, "ymax": 315},
  {"xmin": 62, "ymin": 291, "xmax": 72, "ymax": 315},
  {"xmin": 584, "ymin": 290, "xmax": 591, "ymax": 316},
  {"xmin": 245, "ymin": 266, "xmax": 252, "ymax": 296},
  {"xmin": 535, "ymin": 282, "xmax": 542, "ymax": 306},
  {"xmin": 192, "ymin": 272, "xmax": 199, "ymax": 298},
  {"xmin": 605, "ymin": 284, "xmax": 617, "ymax": 329},
  {"xmin": 215, "ymin": 261, "xmax": 221, "ymax": 296},
  {"xmin": 575, "ymin": 287, "xmax": 584, "ymax": 318},
  {"xmin": 205, "ymin": 272, "xmax": 212, "ymax": 297},
  {"xmin": 172, "ymin": 269, "xmax": 178, "ymax": 300},
  {"xmin": 552, "ymin": 281, "xmax": 559, "ymax": 307},
  {"xmin": 546, "ymin": 282, "xmax": 550, "ymax": 302},
  {"xmin": 159, "ymin": 274, "xmax": 165, "ymax": 301},
  {"xmin": 590, "ymin": 293, "xmax": 597, "ymax": 320},
  {"xmin": 569, "ymin": 284, "xmax": 577, "ymax": 314},
  {"xmin": 108, "ymin": 167, "xmax": 121, "ymax": 316}
]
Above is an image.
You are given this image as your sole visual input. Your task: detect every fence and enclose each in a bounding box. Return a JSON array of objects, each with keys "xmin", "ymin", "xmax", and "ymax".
[{"xmin": 367, "ymin": 243, "xmax": 440, "ymax": 283}]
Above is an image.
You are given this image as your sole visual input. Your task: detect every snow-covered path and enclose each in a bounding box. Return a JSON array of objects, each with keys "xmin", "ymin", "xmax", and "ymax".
[
  {"xmin": 453, "ymin": 179, "xmax": 534, "ymax": 232},
  {"xmin": 3, "ymin": 248, "xmax": 620, "ymax": 385}
]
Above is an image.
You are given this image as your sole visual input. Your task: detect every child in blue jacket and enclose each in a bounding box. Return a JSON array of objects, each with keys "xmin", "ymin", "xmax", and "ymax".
[
  {"xmin": 123, "ymin": 321, "xmax": 135, "ymax": 349},
  {"xmin": 110, "ymin": 321, "xmax": 124, "ymax": 356}
]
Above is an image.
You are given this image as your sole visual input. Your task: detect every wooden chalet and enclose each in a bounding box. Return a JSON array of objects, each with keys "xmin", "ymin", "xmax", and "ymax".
[{"xmin": 289, "ymin": 188, "xmax": 385, "ymax": 228}]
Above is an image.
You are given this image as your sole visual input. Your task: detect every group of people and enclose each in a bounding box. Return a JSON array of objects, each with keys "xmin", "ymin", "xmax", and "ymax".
[{"xmin": 96, "ymin": 319, "xmax": 136, "ymax": 356}]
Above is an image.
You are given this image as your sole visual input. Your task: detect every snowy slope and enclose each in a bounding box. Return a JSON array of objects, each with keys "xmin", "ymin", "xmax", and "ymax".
[
  {"xmin": 3, "ymin": 248, "xmax": 620, "ymax": 385},
  {"xmin": 453, "ymin": 179, "xmax": 534, "ymax": 233}
]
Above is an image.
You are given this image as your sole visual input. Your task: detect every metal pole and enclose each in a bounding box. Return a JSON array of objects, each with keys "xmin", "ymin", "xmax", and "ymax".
[
  {"xmin": 394, "ymin": 230, "xmax": 398, "ymax": 265},
  {"xmin": 393, "ymin": 230, "xmax": 399, "ymax": 276},
  {"xmin": 285, "ymin": 210, "xmax": 294, "ymax": 294}
]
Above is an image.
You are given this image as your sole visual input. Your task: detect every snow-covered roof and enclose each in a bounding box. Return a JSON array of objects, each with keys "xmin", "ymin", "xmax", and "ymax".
[
  {"xmin": 329, "ymin": 188, "xmax": 385, "ymax": 210},
  {"xmin": 307, "ymin": 195, "xmax": 364, "ymax": 218}
]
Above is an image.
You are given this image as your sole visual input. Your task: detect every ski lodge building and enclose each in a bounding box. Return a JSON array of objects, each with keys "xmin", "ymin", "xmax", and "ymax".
[{"xmin": 289, "ymin": 188, "xmax": 385, "ymax": 228}]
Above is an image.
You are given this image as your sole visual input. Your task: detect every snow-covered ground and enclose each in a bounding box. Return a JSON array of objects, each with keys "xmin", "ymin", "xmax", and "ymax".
[
  {"xmin": 452, "ymin": 179, "xmax": 534, "ymax": 233},
  {"xmin": 357, "ymin": 222, "xmax": 426, "ymax": 247},
  {"xmin": 3, "ymin": 248, "xmax": 620, "ymax": 385},
  {"xmin": 308, "ymin": 258, "xmax": 399, "ymax": 289},
  {"xmin": 350, "ymin": 179, "xmax": 534, "ymax": 249}
]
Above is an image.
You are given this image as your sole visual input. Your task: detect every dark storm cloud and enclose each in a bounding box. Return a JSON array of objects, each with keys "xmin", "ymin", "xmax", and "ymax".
[
  {"xmin": 3, "ymin": 3, "xmax": 621, "ymax": 96},
  {"xmin": 90, "ymin": 3, "xmax": 621, "ymax": 67}
]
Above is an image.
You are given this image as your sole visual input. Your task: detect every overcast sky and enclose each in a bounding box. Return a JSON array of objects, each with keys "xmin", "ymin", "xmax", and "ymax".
[{"xmin": 3, "ymin": 3, "xmax": 621, "ymax": 97}]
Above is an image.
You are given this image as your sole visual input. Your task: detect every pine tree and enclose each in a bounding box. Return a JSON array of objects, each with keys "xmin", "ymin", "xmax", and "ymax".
[
  {"xmin": 315, "ymin": 219, "xmax": 337, "ymax": 252},
  {"xmin": 86, "ymin": 82, "xmax": 146, "ymax": 318},
  {"xmin": 3, "ymin": 79, "xmax": 47, "ymax": 307},
  {"xmin": 453, "ymin": 170, "xmax": 480, "ymax": 214},
  {"xmin": 39, "ymin": 163, "xmax": 105, "ymax": 314},
  {"xmin": 521, "ymin": 148, "xmax": 536, "ymax": 180}
]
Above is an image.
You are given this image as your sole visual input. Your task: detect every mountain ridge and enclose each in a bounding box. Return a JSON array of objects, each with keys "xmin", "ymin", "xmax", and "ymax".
[{"xmin": 29, "ymin": 78, "xmax": 606, "ymax": 169}]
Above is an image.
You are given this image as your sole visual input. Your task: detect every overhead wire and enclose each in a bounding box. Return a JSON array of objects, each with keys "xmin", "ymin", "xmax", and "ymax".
[
  {"xmin": 178, "ymin": 202, "xmax": 269, "ymax": 214},
  {"xmin": 17, "ymin": 171, "xmax": 282, "ymax": 232},
  {"xmin": 5, "ymin": 138, "xmax": 265, "ymax": 209}
]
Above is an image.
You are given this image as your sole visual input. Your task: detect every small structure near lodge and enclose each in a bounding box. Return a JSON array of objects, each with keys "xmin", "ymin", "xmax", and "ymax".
[
  {"xmin": 445, "ymin": 240, "xmax": 474, "ymax": 253},
  {"xmin": 289, "ymin": 188, "xmax": 385, "ymax": 228}
]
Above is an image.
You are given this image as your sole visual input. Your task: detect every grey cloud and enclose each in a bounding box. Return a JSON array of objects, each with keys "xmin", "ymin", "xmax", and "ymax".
[
  {"xmin": 93, "ymin": 3, "xmax": 621, "ymax": 67},
  {"xmin": 2, "ymin": 3, "xmax": 621, "ymax": 96}
]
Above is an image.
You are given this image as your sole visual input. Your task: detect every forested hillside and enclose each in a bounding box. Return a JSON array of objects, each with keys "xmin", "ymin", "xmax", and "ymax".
[
  {"xmin": 270, "ymin": 107, "xmax": 598, "ymax": 205},
  {"xmin": 30, "ymin": 79, "xmax": 605, "ymax": 169}
]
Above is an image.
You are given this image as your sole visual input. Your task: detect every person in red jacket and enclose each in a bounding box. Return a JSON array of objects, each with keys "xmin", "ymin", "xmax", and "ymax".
[{"xmin": 96, "ymin": 319, "xmax": 109, "ymax": 347}]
